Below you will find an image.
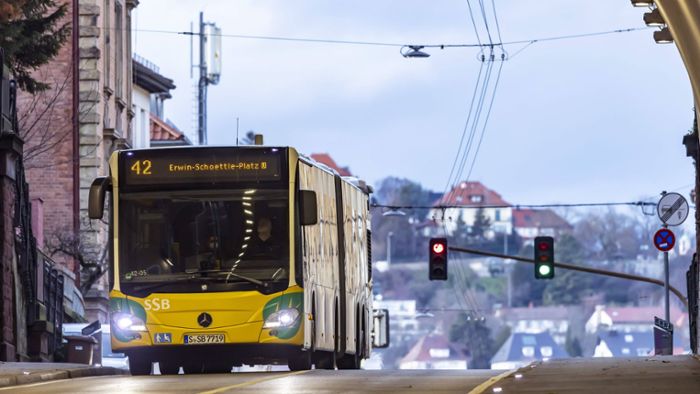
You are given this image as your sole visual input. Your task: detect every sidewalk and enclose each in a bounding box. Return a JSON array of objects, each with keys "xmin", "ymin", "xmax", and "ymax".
[
  {"xmin": 0, "ymin": 362, "xmax": 127, "ymax": 388},
  {"xmin": 481, "ymin": 355, "xmax": 700, "ymax": 393}
]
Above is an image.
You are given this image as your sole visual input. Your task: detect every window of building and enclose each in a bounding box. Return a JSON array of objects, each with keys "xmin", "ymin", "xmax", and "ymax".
[
  {"xmin": 624, "ymin": 334, "xmax": 634, "ymax": 343},
  {"xmin": 104, "ymin": 0, "xmax": 110, "ymax": 87},
  {"xmin": 429, "ymin": 348, "xmax": 450, "ymax": 358},
  {"xmin": 470, "ymin": 195, "xmax": 483, "ymax": 203},
  {"xmin": 522, "ymin": 346, "xmax": 535, "ymax": 357},
  {"xmin": 540, "ymin": 346, "xmax": 553, "ymax": 357},
  {"xmin": 621, "ymin": 348, "xmax": 630, "ymax": 355},
  {"xmin": 495, "ymin": 210, "xmax": 501, "ymax": 221},
  {"xmin": 115, "ymin": 2, "xmax": 123, "ymax": 97},
  {"xmin": 636, "ymin": 348, "xmax": 651, "ymax": 356}
]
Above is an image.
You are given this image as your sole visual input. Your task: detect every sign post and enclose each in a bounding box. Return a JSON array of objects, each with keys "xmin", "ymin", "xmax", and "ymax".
[
  {"xmin": 654, "ymin": 316, "xmax": 674, "ymax": 356},
  {"xmin": 655, "ymin": 191, "xmax": 688, "ymax": 326}
]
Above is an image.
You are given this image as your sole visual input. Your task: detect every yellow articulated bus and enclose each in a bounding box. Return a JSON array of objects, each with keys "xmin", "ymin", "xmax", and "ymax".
[{"xmin": 88, "ymin": 146, "xmax": 389, "ymax": 375}]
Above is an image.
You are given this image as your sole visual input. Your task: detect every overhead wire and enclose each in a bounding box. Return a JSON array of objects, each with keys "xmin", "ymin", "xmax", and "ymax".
[
  {"xmin": 373, "ymin": 200, "xmax": 659, "ymax": 211},
  {"xmin": 443, "ymin": 0, "xmax": 502, "ymax": 319},
  {"xmin": 446, "ymin": 0, "xmax": 490, "ymax": 317},
  {"xmin": 102, "ymin": 25, "xmax": 651, "ymax": 52},
  {"xmin": 452, "ymin": 51, "xmax": 495, "ymax": 189},
  {"xmin": 464, "ymin": 53, "xmax": 505, "ymax": 182},
  {"xmin": 477, "ymin": 0, "xmax": 494, "ymax": 46},
  {"xmin": 442, "ymin": 60, "xmax": 486, "ymax": 197},
  {"xmin": 442, "ymin": 0, "xmax": 490, "ymax": 196},
  {"xmin": 490, "ymin": 0, "xmax": 505, "ymax": 52}
]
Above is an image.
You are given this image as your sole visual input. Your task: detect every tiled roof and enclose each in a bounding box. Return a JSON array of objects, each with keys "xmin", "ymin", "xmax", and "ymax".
[
  {"xmin": 512, "ymin": 209, "xmax": 572, "ymax": 230},
  {"xmin": 400, "ymin": 334, "xmax": 467, "ymax": 363},
  {"xmin": 150, "ymin": 115, "xmax": 186, "ymax": 142},
  {"xmin": 498, "ymin": 306, "xmax": 571, "ymax": 321},
  {"xmin": 310, "ymin": 153, "xmax": 352, "ymax": 176},
  {"xmin": 435, "ymin": 181, "xmax": 509, "ymax": 207},
  {"xmin": 605, "ymin": 306, "xmax": 685, "ymax": 325},
  {"xmin": 491, "ymin": 332, "xmax": 568, "ymax": 364}
]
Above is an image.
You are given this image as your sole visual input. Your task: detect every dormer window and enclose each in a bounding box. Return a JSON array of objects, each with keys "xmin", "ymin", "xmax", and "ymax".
[{"xmin": 470, "ymin": 195, "xmax": 483, "ymax": 203}]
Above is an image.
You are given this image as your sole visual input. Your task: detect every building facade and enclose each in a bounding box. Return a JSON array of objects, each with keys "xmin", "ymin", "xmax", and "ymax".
[{"xmin": 19, "ymin": 0, "xmax": 139, "ymax": 323}]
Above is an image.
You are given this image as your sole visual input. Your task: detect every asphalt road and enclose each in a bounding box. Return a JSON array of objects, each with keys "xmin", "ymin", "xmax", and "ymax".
[{"xmin": 0, "ymin": 369, "xmax": 502, "ymax": 394}]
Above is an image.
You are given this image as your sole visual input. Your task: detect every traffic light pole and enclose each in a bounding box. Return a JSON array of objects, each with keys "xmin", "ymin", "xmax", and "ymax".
[
  {"xmin": 448, "ymin": 246, "xmax": 688, "ymax": 309},
  {"xmin": 663, "ymin": 224, "xmax": 671, "ymax": 323}
]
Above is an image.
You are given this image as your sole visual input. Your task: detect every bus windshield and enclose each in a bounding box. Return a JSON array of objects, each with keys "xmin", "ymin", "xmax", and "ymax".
[{"xmin": 118, "ymin": 188, "xmax": 289, "ymax": 293}]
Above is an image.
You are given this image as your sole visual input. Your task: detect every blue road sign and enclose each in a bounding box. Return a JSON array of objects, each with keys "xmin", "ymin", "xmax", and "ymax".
[{"xmin": 653, "ymin": 228, "xmax": 675, "ymax": 252}]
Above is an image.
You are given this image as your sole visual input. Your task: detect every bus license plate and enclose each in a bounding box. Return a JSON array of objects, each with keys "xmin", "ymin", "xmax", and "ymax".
[{"xmin": 184, "ymin": 333, "xmax": 225, "ymax": 344}]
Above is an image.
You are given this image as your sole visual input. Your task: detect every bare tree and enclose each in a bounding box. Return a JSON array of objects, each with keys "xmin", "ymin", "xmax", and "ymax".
[
  {"xmin": 18, "ymin": 69, "xmax": 102, "ymax": 169},
  {"xmin": 46, "ymin": 228, "xmax": 108, "ymax": 294}
]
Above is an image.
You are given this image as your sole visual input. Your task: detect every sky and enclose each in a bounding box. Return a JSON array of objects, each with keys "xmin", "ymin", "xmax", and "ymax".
[{"xmin": 132, "ymin": 1, "xmax": 695, "ymax": 207}]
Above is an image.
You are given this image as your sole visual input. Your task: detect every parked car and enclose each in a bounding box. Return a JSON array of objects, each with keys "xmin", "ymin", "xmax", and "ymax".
[{"xmin": 62, "ymin": 323, "xmax": 129, "ymax": 370}]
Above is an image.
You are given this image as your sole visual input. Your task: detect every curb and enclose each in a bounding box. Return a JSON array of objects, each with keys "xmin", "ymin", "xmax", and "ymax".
[{"xmin": 0, "ymin": 366, "xmax": 126, "ymax": 388}]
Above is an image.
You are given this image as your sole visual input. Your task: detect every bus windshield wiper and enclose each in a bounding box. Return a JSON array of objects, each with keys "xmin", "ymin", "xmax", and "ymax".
[
  {"xmin": 224, "ymin": 271, "xmax": 268, "ymax": 287},
  {"xmin": 125, "ymin": 274, "xmax": 199, "ymax": 293},
  {"xmin": 185, "ymin": 269, "xmax": 268, "ymax": 288}
]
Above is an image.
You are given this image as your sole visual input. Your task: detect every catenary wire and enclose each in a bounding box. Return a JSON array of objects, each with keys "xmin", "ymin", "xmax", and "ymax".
[{"xmin": 104, "ymin": 25, "xmax": 651, "ymax": 50}]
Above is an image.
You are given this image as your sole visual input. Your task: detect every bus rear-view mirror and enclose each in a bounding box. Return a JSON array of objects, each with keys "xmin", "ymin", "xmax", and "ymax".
[
  {"xmin": 373, "ymin": 309, "xmax": 390, "ymax": 348},
  {"xmin": 299, "ymin": 190, "xmax": 318, "ymax": 226},
  {"xmin": 88, "ymin": 177, "xmax": 111, "ymax": 220}
]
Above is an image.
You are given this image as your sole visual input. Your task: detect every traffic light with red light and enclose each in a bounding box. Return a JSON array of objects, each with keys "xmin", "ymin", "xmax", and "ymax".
[
  {"xmin": 534, "ymin": 236, "xmax": 554, "ymax": 279},
  {"xmin": 429, "ymin": 238, "xmax": 448, "ymax": 280}
]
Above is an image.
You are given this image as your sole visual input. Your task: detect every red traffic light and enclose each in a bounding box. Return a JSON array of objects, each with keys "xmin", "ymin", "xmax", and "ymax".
[
  {"xmin": 432, "ymin": 242, "xmax": 445, "ymax": 254},
  {"xmin": 537, "ymin": 242, "xmax": 550, "ymax": 251}
]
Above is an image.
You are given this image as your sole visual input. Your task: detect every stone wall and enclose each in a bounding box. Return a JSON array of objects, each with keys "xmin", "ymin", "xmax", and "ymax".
[{"xmin": 0, "ymin": 134, "xmax": 22, "ymax": 360}]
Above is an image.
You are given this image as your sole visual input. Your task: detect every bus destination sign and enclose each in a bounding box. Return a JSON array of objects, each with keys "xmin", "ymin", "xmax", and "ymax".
[{"xmin": 122, "ymin": 148, "xmax": 283, "ymax": 186}]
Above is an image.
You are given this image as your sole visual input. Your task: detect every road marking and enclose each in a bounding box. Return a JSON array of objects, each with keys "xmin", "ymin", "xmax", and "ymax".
[
  {"xmin": 198, "ymin": 370, "xmax": 310, "ymax": 394},
  {"xmin": 467, "ymin": 367, "xmax": 522, "ymax": 394}
]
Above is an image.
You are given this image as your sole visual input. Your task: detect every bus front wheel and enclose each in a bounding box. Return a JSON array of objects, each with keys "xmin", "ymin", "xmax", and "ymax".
[
  {"xmin": 129, "ymin": 357, "xmax": 153, "ymax": 376},
  {"xmin": 159, "ymin": 360, "xmax": 180, "ymax": 375},
  {"xmin": 288, "ymin": 351, "xmax": 312, "ymax": 371}
]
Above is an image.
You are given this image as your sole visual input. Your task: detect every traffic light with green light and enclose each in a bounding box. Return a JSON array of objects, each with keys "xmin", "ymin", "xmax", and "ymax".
[
  {"xmin": 534, "ymin": 236, "xmax": 555, "ymax": 279},
  {"xmin": 429, "ymin": 238, "xmax": 448, "ymax": 280}
]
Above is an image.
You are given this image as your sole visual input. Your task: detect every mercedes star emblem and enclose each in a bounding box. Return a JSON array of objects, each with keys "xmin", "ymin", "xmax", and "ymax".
[{"xmin": 197, "ymin": 312, "xmax": 212, "ymax": 328}]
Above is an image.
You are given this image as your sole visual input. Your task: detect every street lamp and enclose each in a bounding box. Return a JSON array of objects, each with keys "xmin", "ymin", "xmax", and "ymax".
[
  {"xmin": 654, "ymin": 27, "xmax": 674, "ymax": 44},
  {"xmin": 643, "ymin": 8, "xmax": 665, "ymax": 26},
  {"xmin": 401, "ymin": 45, "xmax": 430, "ymax": 58},
  {"xmin": 630, "ymin": 0, "xmax": 654, "ymax": 6},
  {"xmin": 382, "ymin": 209, "xmax": 407, "ymax": 217}
]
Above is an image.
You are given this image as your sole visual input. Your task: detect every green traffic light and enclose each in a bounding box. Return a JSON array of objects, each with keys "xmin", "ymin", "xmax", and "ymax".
[{"xmin": 538, "ymin": 265, "xmax": 552, "ymax": 277}]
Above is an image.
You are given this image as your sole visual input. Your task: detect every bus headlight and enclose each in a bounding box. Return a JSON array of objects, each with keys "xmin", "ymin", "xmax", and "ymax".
[
  {"xmin": 112, "ymin": 313, "xmax": 147, "ymax": 332},
  {"xmin": 263, "ymin": 308, "xmax": 300, "ymax": 329}
]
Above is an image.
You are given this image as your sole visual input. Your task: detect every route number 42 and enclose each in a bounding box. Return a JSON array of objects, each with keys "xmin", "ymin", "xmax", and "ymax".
[
  {"xmin": 144, "ymin": 298, "xmax": 170, "ymax": 311},
  {"xmin": 130, "ymin": 160, "xmax": 152, "ymax": 176}
]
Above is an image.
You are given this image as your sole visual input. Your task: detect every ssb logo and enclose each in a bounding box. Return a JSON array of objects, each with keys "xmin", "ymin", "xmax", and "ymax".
[{"xmin": 144, "ymin": 298, "xmax": 171, "ymax": 311}]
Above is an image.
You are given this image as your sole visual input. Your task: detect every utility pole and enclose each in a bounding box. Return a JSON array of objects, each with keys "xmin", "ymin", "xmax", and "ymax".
[
  {"xmin": 664, "ymin": 221, "xmax": 671, "ymax": 323},
  {"xmin": 197, "ymin": 12, "xmax": 207, "ymax": 145},
  {"xmin": 504, "ymin": 229, "xmax": 512, "ymax": 308},
  {"xmin": 195, "ymin": 12, "xmax": 222, "ymax": 146},
  {"xmin": 387, "ymin": 232, "xmax": 393, "ymax": 265}
]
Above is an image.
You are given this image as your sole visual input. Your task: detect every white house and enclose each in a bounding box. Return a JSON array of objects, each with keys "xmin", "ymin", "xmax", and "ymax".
[
  {"xmin": 495, "ymin": 306, "xmax": 573, "ymax": 346},
  {"xmin": 585, "ymin": 305, "xmax": 685, "ymax": 334},
  {"xmin": 399, "ymin": 334, "xmax": 468, "ymax": 370},
  {"xmin": 132, "ymin": 54, "xmax": 188, "ymax": 148},
  {"xmin": 427, "ymin": 181, "xmax": 512, "ymax": 238}
]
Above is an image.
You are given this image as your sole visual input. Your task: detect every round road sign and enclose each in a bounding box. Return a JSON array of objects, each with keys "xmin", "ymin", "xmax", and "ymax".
[
  {"xmin": 657, "ymin": 192, "xmax": 689, "ymax": 226},
  {"xmin": 653, "ymin": 228, "xmax": 676, "ymax": 252}
]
